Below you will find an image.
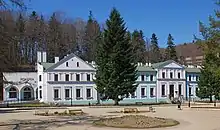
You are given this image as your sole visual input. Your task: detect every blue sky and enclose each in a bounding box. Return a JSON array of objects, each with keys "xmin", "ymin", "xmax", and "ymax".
[{"xmin": 25, "ymin": 0, "xmax": 216, "ymax": 47}]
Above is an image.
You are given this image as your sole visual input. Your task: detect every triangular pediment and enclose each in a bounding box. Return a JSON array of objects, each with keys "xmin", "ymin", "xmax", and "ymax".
[
  {"xmin": 47, "ymin": 53, "xmax": 95, "ymax": 72},
  {"xmin": 152, "ymin": 60, "xmax": 184, "ymax": 69}
]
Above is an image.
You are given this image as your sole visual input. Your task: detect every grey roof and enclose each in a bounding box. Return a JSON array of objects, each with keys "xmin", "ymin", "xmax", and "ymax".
[
  {"xmin": 185, "ymin": 68, "xmax": 201, "ymax": 73},
  {"xmin": 41, "ymin": 62, "xmax": 54, "ymax": 70},
  {"xmin": 137, "ymin": 66, "xmax": 156, "ymax": 72}
]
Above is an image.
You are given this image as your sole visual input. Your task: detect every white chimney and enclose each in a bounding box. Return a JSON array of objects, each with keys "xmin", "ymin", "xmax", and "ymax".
[
  {"xmin": 42, "ymin": 51, "xmax": 47, "ymax": 62},
  {"xmin": 145, "ymin": 63, "xmax": 149, "ymax": 66},
  {"xmin": 140, "ymin": 63, "xmax": 143, "ymax": 66},
  {"xmin": 54, "ymin": 57, "xmax": 59, "ymax": 64},
  {"xmin": 149, "ymin": 63, "xmax": 152, "ymax": 67},
  {"xmin": 91, "ymin": 61, "xmax": 95, "ymax": 65},
  {"xmin": 137, "ymin": 62, "xmax": 140, "ymax": 66},
  {"xmin": 37, "ymin": 51, "xmax": 42, "ymax": 63}
]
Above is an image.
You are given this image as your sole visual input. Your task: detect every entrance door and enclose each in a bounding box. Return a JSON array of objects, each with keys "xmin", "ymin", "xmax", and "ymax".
[{"xmin": 169, "ymin": 85, "xmax": 174, "ymax": 99}]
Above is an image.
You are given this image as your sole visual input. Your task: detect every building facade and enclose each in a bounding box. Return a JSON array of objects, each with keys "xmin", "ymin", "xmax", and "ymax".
[
  {"xmin": 185, "ymin": 67, "xmax": 201, "ymax": 100},
  {"xmin": 3, "ymin": 72, "xmax": 37, "ymax": 101},
  {"xmin": 2, "ymin": 52, "xmax": 201, "ymax": 105}
]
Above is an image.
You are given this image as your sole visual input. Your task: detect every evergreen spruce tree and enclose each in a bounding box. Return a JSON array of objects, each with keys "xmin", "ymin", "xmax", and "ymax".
[
  {"xmin": 131, "ymin": 30, "xmax": 146, "ymax": 63},
  {"xmin": 94, "ymin": 8, "xmax": 138, "ymax": 105},
  {"xmin": 196, "ymin": 1, "xmax": 220, "ymax": 104},
  {"xmin": 150, "ymin": 33, "xmax": 161, "ymax": 63},
  {"xmin": 165, "ymin": 34, "xmax": 178, "ymax": 61}
]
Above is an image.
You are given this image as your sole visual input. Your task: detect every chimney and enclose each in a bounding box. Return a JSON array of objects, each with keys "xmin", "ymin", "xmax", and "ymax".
[
  {"xmin": 85, "ymin": 61, "xmax": 88, "ymax": 63},
  {"xmin": 54, "ymin": 57, "xmax": 59, "ymax": 64},
  {"xmin": 140, "ymin": 63, "xmax": 143, "ymax": 66},
  {"xmin": 42, "ymin": 51, "xmax": 47, "ymax": 62},
  {"xmin": 91, "ymin": 61, "xmax": 95, "ymax": 65},
  {"xmin": 145, "ymin": 63, "xmax": 149, "ymax": 66},
  {"xmin": 149, "ymin": 63, "xmax": 152, "ymax": 67},
  {"xmin": 37, "ymin": 51, "xmax": 42, "ymax": 63}
]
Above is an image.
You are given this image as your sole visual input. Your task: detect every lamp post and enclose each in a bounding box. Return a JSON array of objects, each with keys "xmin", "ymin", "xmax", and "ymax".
[
  {"xmin": 188, "ymin": 84, "xmax": 191, "ymax": 108},
  {"xmin": 71, "ymin": 87, "xmax": 73, "ymax": 106}
]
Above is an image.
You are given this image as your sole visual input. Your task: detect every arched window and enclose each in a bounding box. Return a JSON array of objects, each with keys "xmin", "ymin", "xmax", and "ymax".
[
  {"xmin": 23, "ymin": 87, "xmax": 32, "ymax": 100},
  {"xmin": 9, "ymin": 87, "xmax": 17, "ymax": 98}
]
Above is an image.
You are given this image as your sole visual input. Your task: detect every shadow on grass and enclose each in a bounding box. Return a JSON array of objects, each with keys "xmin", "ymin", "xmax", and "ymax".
[{"xmin": 0, "ymin": 115, "xmax": 103, "ymax": 130}]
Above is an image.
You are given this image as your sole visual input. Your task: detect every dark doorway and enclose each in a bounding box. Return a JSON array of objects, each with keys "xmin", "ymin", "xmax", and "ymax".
[{"xmin": 169, "ymin": 85, "xmax": 174, "ymax": 99}]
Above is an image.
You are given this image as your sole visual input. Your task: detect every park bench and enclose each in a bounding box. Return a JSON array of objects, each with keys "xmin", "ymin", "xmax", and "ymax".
[
  {"xmin": 35, "ymin": 109, "xmax": 49, "ymax": 115},
  {"xmin": 68, "ymin": 109, "xmax": 83, "ymax": 115},
  {"xmin": 124, "ymin": 108, "xmax": 139, "ymax": 113}
]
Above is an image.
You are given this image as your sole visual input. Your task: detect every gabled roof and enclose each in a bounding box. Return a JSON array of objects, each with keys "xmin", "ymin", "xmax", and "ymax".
[
  {"xmin": 137, "ymin": 66, "xmax": 156, "ymax": 72},
  {"xmin": 152, "ymin": 60, "xmax": 184, "ymax": 69},
  {"xmin": 185, "ymin": 68, "xmax": 201, "ymax": 73},
  {"xmin": 45, "ymin": 53, "xmax": 95, "ymax": 72}
]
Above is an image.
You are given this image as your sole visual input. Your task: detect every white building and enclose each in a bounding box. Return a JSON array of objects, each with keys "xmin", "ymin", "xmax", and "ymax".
[
  {"xmin": 2, "ymin": 52, "xmax": 200, "ymax": 105},
  {"xmin": 152, "ymin": 60, "xmax": 186, "ymax": 101},
  {"xmin": 3, "ymin": 72, "xmax": 37, "ymax": 101},
  {"xmin": 37, "ymin": 52, "xmax": 97, "ymax": 105}
]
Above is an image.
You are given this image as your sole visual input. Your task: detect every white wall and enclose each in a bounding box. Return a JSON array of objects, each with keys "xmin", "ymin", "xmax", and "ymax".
[
  {"xmin": 3, "ymin": 72, "xmax": 37, "ymax": 101},
  {"xmin": 45, "ymin": 83, "xmax": 97, "ymax": 103},
  {"xmin": 54, "ymin": 56, "xmax": 95, "ymax": 71}
]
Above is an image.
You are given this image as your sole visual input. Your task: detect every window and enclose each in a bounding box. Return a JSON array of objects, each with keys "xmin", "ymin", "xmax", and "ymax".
[
  {"xmin": 150, "ymin": 75, "xmax": 153, "ymax": 81},
  {"xmin": 54, "ymin": 74, "xmax": 58, "ymax": 81},
  {"xmin": 189, "ymin": 75, "xmax": 191, "ymax": 81},
  {"xmin": 39, "ymin": 75, "xmax": 42, "ymax": 81},
  {"xmin": 178, "ymin": 72, "xmax": 181, "ymax": 79},
  {"xmin": 9, "ymin": 87, "xmax": 17, "ymax": 98},
  {"xmin": 178, "ymin": 84, "xmax": 182, "ymax": 96},
  {"xmin": 141, "ymin": 88, "xmax": 146, "ymax": 97},
  {"xmin": 87, "ymin": 74, "xmax": 91, "ymax": 81},
  {"xmin": 141, "ymin": 75, "xmax": 144, "ymax": 81},
  {"xmin": 54, "ymin": 89, "xmax": 59, "ymax": 99},
  {"xmin": 196, "ymin": 76, "xmax": 199, "ymax": 81},
  {"xmin": 189, "ymin": 87, "xmax": 192, "ymax": 96},
  {"xmin": 161, "ymin": 85, "xmax": 165, "ymax": 96},
  {"xmin": 77, "ymin": 62, "xmax": 79, "ymax": 67},
  {"xmin": 65, "ymin": 89, "xmax": 70, "ymax": 99},
  {"xmin": 86, "ymin": 88, "xmax": 91, "ymax": 98},
  {"xmin": 66, "ymin": 62, "xmax": 69, "ymax": 67},
  {"xmin": 150, "ymin": 88, "xmax": 154, "ymax": 97},
  {"xmin": 39, "ymin": 90, "xmax": 42, "ymax": 98},
  {"xmin": 170, "ymin": 72, "xmax": 173, "ymax": 79},
  {"xmin": 65, "ymin": 74, "xmax": 69, "ymax": 81},
  {"xmin": 162, "ymin": 72, "xmax": 165, "ymax": 78},
  {"xmin": 76, "ymin": 89, "xmax": 81, "ymax": 99},
  {"xmin": 76, "ymin": 74, "xmax": 80, "ymax": 81}
]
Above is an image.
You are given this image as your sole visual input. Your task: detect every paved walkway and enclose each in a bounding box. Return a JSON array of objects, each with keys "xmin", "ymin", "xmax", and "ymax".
[{"xmin": 0, "ymin": 105, "xmax": 220, "ymax": 130}]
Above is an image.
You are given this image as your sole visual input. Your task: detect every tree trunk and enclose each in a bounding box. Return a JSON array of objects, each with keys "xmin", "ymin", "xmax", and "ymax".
[
  {"xmin": 114, "ymin": 99, "xmax": 119, "ymax": 106},
  {"xmin": 0, "ymin": 72, "xmax": 3, "ymax": 101},
  {"xmin": 210, "ymin": 95, "xmax": 213, "ymax": 103}
]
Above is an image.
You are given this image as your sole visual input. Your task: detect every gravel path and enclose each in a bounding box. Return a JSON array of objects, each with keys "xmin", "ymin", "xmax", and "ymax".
[{"xmin": 0, "ymin": 105, "xmax": 219, "ymax": 130}]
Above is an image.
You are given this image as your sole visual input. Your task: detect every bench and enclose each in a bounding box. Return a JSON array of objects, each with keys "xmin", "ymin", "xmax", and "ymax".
[
  {"xmin": 68, "ymin": 109, "xmax": 83, "ymax": 115},
  {"xmin": 124, "ymin": 108, "xmax": 139, "ymax": 113},
  {"xmin": 35, "ymin": 109, "xmax": 49, "ymax": 115}
]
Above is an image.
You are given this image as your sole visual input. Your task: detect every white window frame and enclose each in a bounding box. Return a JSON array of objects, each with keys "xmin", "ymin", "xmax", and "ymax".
[
  {"xmin": 141, "ymin": 86, "xmax": 147, "ymax": 98},
  {"xmin": 53, "ymin": 87, "xmax": 61, "ymax": 100},
  {"xmin": 75, "ymin": 86, "xmax": 83, "ymax": 100},
  {"xmin": 86, "ymin": 86, "xmax": 93, "ymax": 100}
]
